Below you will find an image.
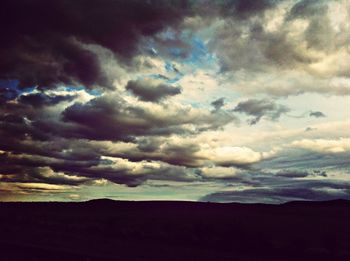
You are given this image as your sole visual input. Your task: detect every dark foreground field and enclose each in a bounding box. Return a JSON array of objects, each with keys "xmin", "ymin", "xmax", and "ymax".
[{"xmin": 1, "ymin": 199, "xmax": 350, "ymax": 261}]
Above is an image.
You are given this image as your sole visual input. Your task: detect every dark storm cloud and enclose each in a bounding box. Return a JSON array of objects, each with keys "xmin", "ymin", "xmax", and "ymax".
[
  {"xmin": 309, "ymin": 111, "xmax": 326, "ymax": 118},
  {"xmin": 287, "ymin": 0, "xmax": 326, "ymax": 19},
  {"xmin": 0, "ymin": 80, "xmax": 21, "ymax": 102},
  {"xmin": 133, "ymin": 139, "xmax": 204, "ymax": 167},
  {"xmin": 0, "ymin": 0, "xmax": 289, "ymax": 90},
  {"xmin": 0, "ymin": 145, "xmax": 199, "ymax": 188},
  {"xmin": 18, "ymin": 93, "xmax": 76, "ymax": 107},
  {"xmin": 0, "ymin": 157, "xmax": 90, "ymax": 186},
  {"xmin": 0, "ymin": 0, "xmax": 252, "ymax": 194},
  {"xmin": 233, "ymin": 99, "xmax": 290, "ymax": 125},
  {"xmin": 0, "ymin": 150, "xmax": 140, "ymax": 187},
  {"xmin": 61, "ymin": 97, "xmax": 180, "ymax": 140},
  {"xmin": 69, "ymin": 166, "xmax": 146, "ymax": 187},
  {"xmin": 0, "ymin": 0, "xmax": 339, "ymax": 93},
  {"xmin": 0, "ymin": 83, "xmax": 236, "ymax": 189},
  {"xmin": 201, "ymin": 180, "xmax": 350, "ymax": 203},
  {"xmin": 0, "ymin": 97, "xmax": 66, "ymax": 141},
  {"xmin": 0, "ymin": 79, "xmax": 236, "ymax": 189},
  {"xmin": 61, "ymin": 94, "xmax": 235, "ymax": 141},
  {"xmin": 0, "ymin": 0, "xmax": 190, "ymax": 89},
  {"xmin": 286, "ymin": 0, "xmax": 334, "ymax": 53},
  {"xmin": 0, "ymin": 150, "xmax": 98, "ymax": 172},
  {"xmin": 126, "ymin": 79, "xmax": 181, "ymax": 102},
  {"xmin": 0, "ymin": 136, "xmax": 102, "ymax": 165},
  {"xmin": 99, "ymin": 138, "xmax": 205, "ymax": 168},
  {"xmin": 0, "ymin": 115, "xmax": 44, "ymax": 143},
  {"xmin": 276, "ymin": 170, "xmax": 309, "ymax": 178},
  {"xmin": 154, "ymin": 143, "xmax": 203, "ymax": 167},
  {"xmin": 199, "ymin": 0, "xmax": 282, "ymax": 19},
  {"xmin": 276, "ymin": 169, "xmax": 328, "ymax": 179},
  {"xmin": 231, "ymin": 0, "xmax": 277, "ymax": 13},
  {"xmin": 211, "ymin": 97, "xmax": 225, "ymax": 110}
]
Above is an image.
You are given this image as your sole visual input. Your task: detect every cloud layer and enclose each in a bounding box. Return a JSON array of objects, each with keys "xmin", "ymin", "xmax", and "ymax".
[{"xmin": 1, "ymin": 0, "xmax": 350, "ymax": 202}]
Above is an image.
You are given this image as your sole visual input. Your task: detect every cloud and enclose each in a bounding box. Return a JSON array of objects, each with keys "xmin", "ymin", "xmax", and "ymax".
[
  {"xmin": 292, "ymin": 138, "xmax": 350, "ymax": 154},
  {"xmin": 126, "ymin": 78, "xmax": 181, "ymax": 102},
  {"xmin": 230, "ymin": 0, "xmax": 281, "ymax": 18},
  {"xmin": 287, "ymin": 0, "xmax": 327, "ymax": 20},
  {"xmin": 89, "ymin": 137, "xmax": 271, "ymax": 169},
  {"xmin": 305, "ymin": 127, "xmax": 317, "ymax": 132},
  {"xmin": 312, "ymin": 170, "xmax": 328, "ymax": 177},
  {"xmin": 309, "ymin": 111, "xmax": 326, "ymax": 118},
  {"xmin": 199, "ymin": 166, "xmax": 241, "ymax": 179},
  {"xmin": 0, "ymin": 0, "xmax": 293, "ymax": 90},
  {"xmin": 0, "ymin": 0, "xmax": 190, "ymax": 89},
  {"xmin": 33, "ymin": 166, "xmax": 89, "ymax": 185},
  {"xmin": 233, "ymin": 99, "xmax": 290, "ymax": 124},
  {"xmin": 61, "ymin": 93, "xmax": 235, "ymax": 141},
  {"xmin": 197, "ymin": 146, "xmax": 274, "ymax": 167},
  {"xmin": 211, "ymin": 97, "xmax": 225, "ymax": 110},
  {"xmin": 1, "ymin": 0, "xmax": 350, "ymax": 201},
  {"xmin": 275, "ymin": 169, "xmax": 309, "ymax": 178},
  {"xmin": 7, "ymin": 182, "xmax": 72, "ymax": 192},
  {"xmin": 207, "ymin": 0, "xmax": 350, "ymax": 96},
  {"xmin": 201, "ymin": 180, "xmax": 350, "ymax": 203},
  {"xmin": 0, "ymin": 145, "xmax": 197, "ymax": 187},
  {"xmin": 196, "ymin": 0, "xmax": 282, "ymax": 20},
  {"xmin": 225, "ymin": 71, "xmax": 350, "ymax": 97},
  {"xmin": 275, "ymin": 169, "xmax": 328, "ymax": 179},
  {"xmin": 18, "ymin": 92, "xmax": 76, "ymax": 107},
  {"xmin": 71, "ymin": 155, "xmax": 198, "ymax": 187},
  {"xmin": 152, "ymin": 141, "xmax": 205, "ymax": 167}
]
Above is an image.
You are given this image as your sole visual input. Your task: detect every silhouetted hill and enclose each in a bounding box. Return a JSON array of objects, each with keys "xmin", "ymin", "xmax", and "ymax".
[
  {"xmin": 283, "ymin": 199, "xmax": 350, "ymax": 207},
  {"xmin": 1, "ymin": 199, "xmax": 350, "ymax": 261}
]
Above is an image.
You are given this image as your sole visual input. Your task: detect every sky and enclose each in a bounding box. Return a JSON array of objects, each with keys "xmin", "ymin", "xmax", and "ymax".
[{"xmin": 1, "ymin": 0, "xmax": 350, "ymax": 203}]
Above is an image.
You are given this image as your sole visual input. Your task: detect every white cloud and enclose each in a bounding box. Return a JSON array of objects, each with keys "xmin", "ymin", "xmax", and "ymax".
[
  {"xmin": 200, "ymin": 166, "xmax": 241, "ymax": 178},
  {"xmin": 292, "ymin": 138, "xmax": 350, "ymax": 153},
  {"xmin": 94, "ymin": 156, "xmax": 161, "ymax": 175},
  {"xmin": 197, "ymin": 146, "xmax": 263, "ymax": 166},
  {"xmin": 37, "ymin": 166, "xmax": 87, "ymax": 182}
]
